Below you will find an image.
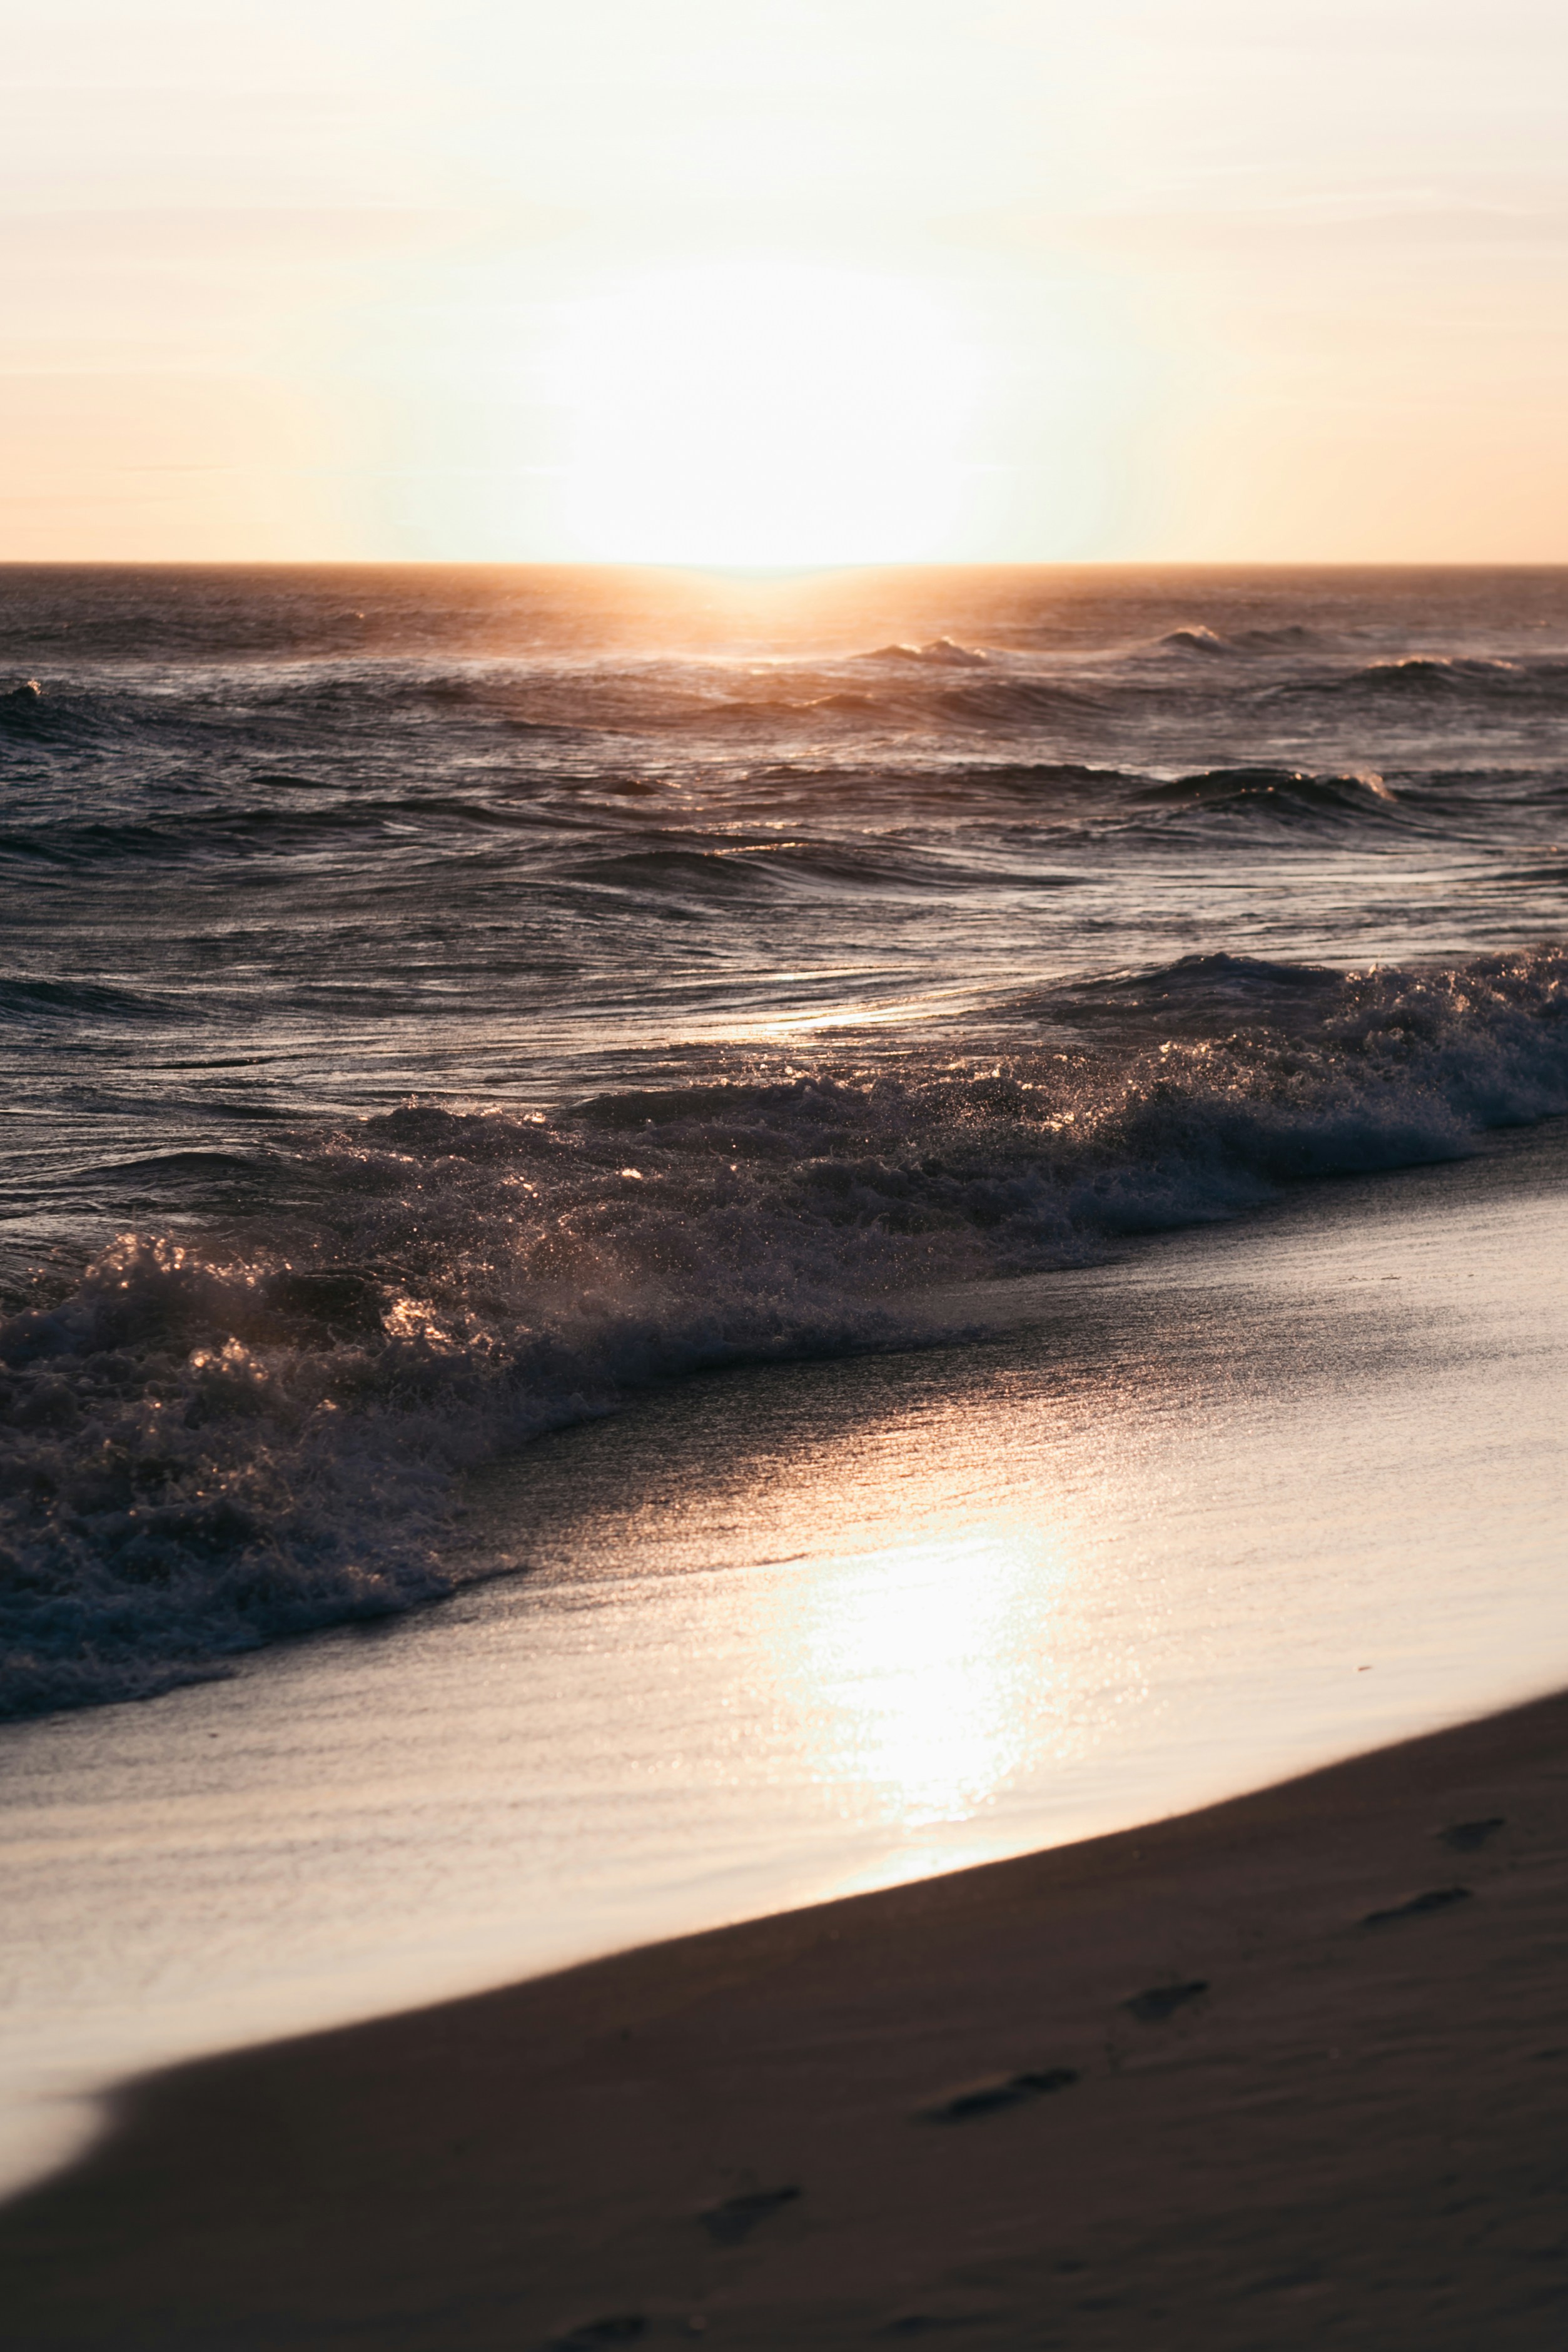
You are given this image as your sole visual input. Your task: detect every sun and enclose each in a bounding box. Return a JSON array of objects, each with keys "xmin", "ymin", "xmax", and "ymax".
[{"xmin": 547, "ymin": 255, "xmax": 983, "ymax": 568}]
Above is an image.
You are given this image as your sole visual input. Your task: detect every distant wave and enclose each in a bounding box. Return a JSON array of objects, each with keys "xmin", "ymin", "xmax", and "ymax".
[
  {"xmin": 4, "ymin": 947, "xmax": 1564, "ymax": 1721},
  {"xmin": 0, "ymin": 660, "xmax": 1109, "ymax": 821},
  {"xmin": 861, "ymin": 637, "xmax": 992, "ymax": 667},
  {"xmin": 0, "ymin": 976, "xmax": 196, "ymax": 1026},
  {"xmin": 1275, "ymin": 654, "xmax": 1568, "ymax": 706},
  {"xmin": 1151, "ymin": 626, "xmax": 1240, "ymax": 657},
  {"xmin": 1134, "ymin": 766, "xmax": 1400, "ymax": 829},
  {"xmin": 0, "ymin": 671, "xmax": 607, "ymax": 784},
  {"xmin": 559, "ymin": 834, "xmax": 1079, "ymax": 902},
  {"xmin": 1360, "ymin": 656, "xmax": 1520, "ymax": 687},
  {"xmin": 8, "ymin": 639, "xmax": 1564, "ymax": 821},
  {"xmin": 1, "ymin": 741, "xmax": 1554, "ymax": 887},
  {"xmin": 931, "ymin": 677, "xmax": 1098, "ymax": 729},
  {"xmin": 0, "ymin": 680, "xmax": 102, "ymax": 753},
  {"xmin": 562, "ymin": 841, "xmax": 792, "ymax": 899},
  {"xmin": 1235, "ymin": 623, "xmax": 1319, "ymax": 649},
  {"xmin": 0, "ymin": 793, "xmax": 567, "ymax": 868}
]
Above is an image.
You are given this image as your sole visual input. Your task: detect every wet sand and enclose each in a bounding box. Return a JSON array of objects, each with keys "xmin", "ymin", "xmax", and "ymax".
[{"xmin": 7, "ymin": 1681, "xmax": 1568, "ymax": 2348}]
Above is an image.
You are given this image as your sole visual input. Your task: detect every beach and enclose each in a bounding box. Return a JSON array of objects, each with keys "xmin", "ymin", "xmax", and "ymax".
[
  {"xmin": 2, "ymin": 1117, "xmax": 1564, "ymax": 2209},
  {"xmin": 4, "ymin": 1114, "xmax": 1568, "ymax": 2344},
  {"xmin": 7, "ymin": 1676, "xmax": 1568, "ymax": 2348}
]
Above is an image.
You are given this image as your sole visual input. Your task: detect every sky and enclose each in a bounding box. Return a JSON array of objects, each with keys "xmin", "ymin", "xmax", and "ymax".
[{"xmin": 3, "ymin": 0, "xmax": 1566, "ymax": 564}]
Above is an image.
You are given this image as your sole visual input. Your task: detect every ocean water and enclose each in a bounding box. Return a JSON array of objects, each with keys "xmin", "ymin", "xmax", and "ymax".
[{"xmin": 3, "ymin": 562, "xmax": 1567, "ymax": 1723}]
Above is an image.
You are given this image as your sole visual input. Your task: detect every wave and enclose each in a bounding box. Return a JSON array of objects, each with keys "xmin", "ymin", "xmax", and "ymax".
[
  {"xmin": 3, "ymin": 947, "xmax": 1565, "ymax": 1721},
  {"xmin": 78, "ymin": 1148, "xmax": 283, "ymax": 1207},
  {"xmin": 944, "ymin": 761, "xmax": 1135, "ymax": 798},
  {"xmin": 931, "ymin": 677, "xmax": 1098, "ymax": 729},
  {"xmin": 1133, "ymin": 767, "xmax": 1400, "ymax": 829},
  {"xmin": 0, "ymin": 671, "xmax": 607, "ymax": 791},
  {"xmin": 561, "ymin": 842, "xmax": 793, "ymax": 900},
  {"xmin": 559, "ymin": 834, "xmax": 1073, "ymax": 902},
  {"xmin": 1358, "ymin": 656, "xmax": 1521, "ymax": 688},
  {"xmin": 614, "ymin": 662, "xmax": 1096, "ymax": 736},
  {"xmin": 1151, "ymin": 626, "xmax": 1239, "ymax": 657},
  {"xmin": 861, "ymin": 637, "xmax": 992, "ymax": 667},
  {"xmin": 1235, "ymin": 623, "xmax": 1320, "ymax": 649},
  {"xmin": 0, "ymin": 976, "xmax": 193, "ymax": 1026},
  {"xmin": 0, "ymin": 679, "xmax": 108, "ymax": 756},
  {"xmin": 410, "ymin": 674, "xmax": 589, "ymax": 722},
  {"xmin": 0, "ymin": 793, "xmax": 568, "ymax": 869},
  {"xmin": 9, "ymin": 641, "xmax": 1561, "ymax": 835},
  {"xmin": 1276, "ymin": 655, "xmax": 1568, "ymax": 706}
]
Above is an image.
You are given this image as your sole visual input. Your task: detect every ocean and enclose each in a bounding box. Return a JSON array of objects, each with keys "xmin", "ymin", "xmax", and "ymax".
[{"xmin": 3, "ymin": 563, "xmax": 1565, "ymax": 1721}]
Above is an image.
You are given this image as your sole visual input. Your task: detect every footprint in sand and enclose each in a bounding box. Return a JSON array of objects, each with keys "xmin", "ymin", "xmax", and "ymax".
[
  {"xmin": 1124, "ymin": 1979, "xmax": 1209, "ymax": 2022},
  {"xmin": 881, "ymin": 2310, "xmax": 1002, "ymax": 2334},
  {"xmin": 919, "ymin": 2066, "xmax": 1079, "ymax": 2122},
  {"xmin": 549, "ymin": 2318, "xmax": 647, "ymax": 2349},
  {"xmin": 1438, "ymin": 1816, "xmax": 1506, "ymax": 1852},
  {"xmin": 699, "ymin": 2185, "xmax": 801, "ymax": 2245},
  {"xmin": 1362, "ymin": 1885, "xmax": 1472, "ymax": 1927}
]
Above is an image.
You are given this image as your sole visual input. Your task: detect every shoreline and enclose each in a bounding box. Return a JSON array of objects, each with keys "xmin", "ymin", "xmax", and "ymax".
[
  {"xmin": 2, "ymin": 1117, "xmax": 1565, "ymax": 2231},
  {"xmin": 8, "ymin": 1684, "xmax": 1568, "ymax": 2347}
]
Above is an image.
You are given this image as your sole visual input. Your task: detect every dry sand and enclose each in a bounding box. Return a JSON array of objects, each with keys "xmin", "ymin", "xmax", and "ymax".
[{"xmin": 6, "ymin": 1686, "xmax": 1568, "ymax": 2348}]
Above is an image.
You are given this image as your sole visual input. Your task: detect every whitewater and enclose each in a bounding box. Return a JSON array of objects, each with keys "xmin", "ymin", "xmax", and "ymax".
[{"xmin": 3, "ymin": 563, "xmax": 1567, "ymax": 1721}]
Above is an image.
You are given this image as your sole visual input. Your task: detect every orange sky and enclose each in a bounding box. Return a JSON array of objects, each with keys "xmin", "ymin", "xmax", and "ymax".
[{"xmin": 5, "ymin": 1, "xmax": 1567, "ymax": 563}]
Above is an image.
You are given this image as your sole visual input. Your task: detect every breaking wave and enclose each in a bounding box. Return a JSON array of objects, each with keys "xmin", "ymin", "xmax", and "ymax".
[{"xmin": 3, "ymin": 948, "xmax": 1564, "ymax": 1721}]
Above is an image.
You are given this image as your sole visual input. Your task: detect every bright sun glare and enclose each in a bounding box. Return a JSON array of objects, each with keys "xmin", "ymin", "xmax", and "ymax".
[{"xmin": 549, "ymin": 257, "xmax": 983, "ymax": 567}]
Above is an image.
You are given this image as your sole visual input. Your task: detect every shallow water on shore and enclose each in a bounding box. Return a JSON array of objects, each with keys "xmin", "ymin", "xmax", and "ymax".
[{"xmin": 1, "ymin": 1124, "xmax": 1564, "ymax": 2201}]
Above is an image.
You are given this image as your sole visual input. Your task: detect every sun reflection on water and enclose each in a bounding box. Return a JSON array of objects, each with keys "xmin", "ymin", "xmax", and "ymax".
[{"xmin": 781, "ymin": 1517, "xmax": 1071, "ymax": 1831}]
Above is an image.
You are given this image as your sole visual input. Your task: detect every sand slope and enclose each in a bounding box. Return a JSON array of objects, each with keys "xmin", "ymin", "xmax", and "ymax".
[{"xmin": 6, "ymin": 1689, "xmax": 1568, "ymax": 2348}]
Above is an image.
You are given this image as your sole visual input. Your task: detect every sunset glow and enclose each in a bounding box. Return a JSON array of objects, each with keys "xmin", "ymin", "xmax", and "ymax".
[{"xmin": 4, "ymin": 1, "xmax": 1566, "ymax": 560}]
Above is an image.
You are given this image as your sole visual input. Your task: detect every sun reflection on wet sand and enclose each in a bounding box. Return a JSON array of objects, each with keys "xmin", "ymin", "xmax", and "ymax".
[
  {"xmin": 778, "ymin": 1523, "xmax": 1068, "ymax": 1830},
  {"xmin": 472, "ymin": 1357, "xmax": 1170, "ymax": 1868}
]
